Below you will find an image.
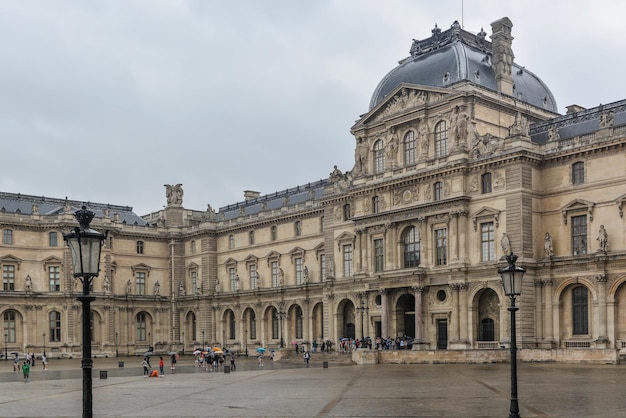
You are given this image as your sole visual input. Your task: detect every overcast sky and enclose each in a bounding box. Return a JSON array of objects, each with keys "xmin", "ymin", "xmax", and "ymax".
[{"xmin": 1, "ymin": 0, "xmax": 624, "ymax": 215}]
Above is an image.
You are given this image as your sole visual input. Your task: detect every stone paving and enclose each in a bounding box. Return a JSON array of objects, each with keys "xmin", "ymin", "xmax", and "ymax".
[{"xmin": 1, "ymin": 355, "xmax": 626, "ymax": 417}]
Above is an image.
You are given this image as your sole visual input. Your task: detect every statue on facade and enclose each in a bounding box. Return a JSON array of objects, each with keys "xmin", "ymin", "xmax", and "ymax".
[
  {"xmin": 500, "ymin": 232, "xmax": 511, "ymax": 256},
  {"xmin": 153, "ymin": 281, "xmax": 160, "ymax": 295},
  {"xmin": 509, "ymin": 111, "xmax": 530, "ymax": 137},
  {"xmin": 25, "ymin": 275, "xmax": 32, "ymax": 292},
  {"xmin": 599, "ymin": 110, "xmax": 614, "ymax": 129},
  {"xmin": 544, "ymin": 232, "xmax": 554, "ymax": 258},
  {"xmin": 206, "ymin": 204, "xmax": 216, "ymax": 221},
  {"xmin": 164, "ymin": 184, "xmax": 183, "ymax": 206},
  {"xmin": 329, "ymin": 165, "xmax": 343, "ymax": 183},
  {"xmin": 103, "ymin": 275, "xmax": 111, "ymax": 293},
  {"xmin": 327, "ymin": 259, "xmax": 335, "ymax": 278},
  {"xmin": 303, "ymin": 266, "xmax": 310, "ymax": 283},
  {"xmin": 126, "ymin": 280, "xmax": 132, "ymax": 294},
  {"xmin": 354, "ymin": 137, "xmax": 369, "ymax": 175},
  {"xmin": 31, "ymin": 204, "xmax": 39, "ymax": 215},
  {"xmin": 597, "ymin": 225, "xmax": 608, "ymax": 252},
  {"xmin": 215, "ymin": 278, "xmax": 220, "ymax": 293},
  {"xmin": 547, "ymin": 125, "xmax": 560, "ymax": 141},
  {"xmin": 179, "ymin": 282, "xmax": 185, "ymax": 295},
  {"xmin": 386, "ymin": 127, "xmax": 399, "ymax": 163},
  {"xmin": 451, "ymin": 105, "xmax": 470, "ymax": 147},
  {"xmin": 279, "ymin": 268, "xmax": 285, "ymax": 286}
]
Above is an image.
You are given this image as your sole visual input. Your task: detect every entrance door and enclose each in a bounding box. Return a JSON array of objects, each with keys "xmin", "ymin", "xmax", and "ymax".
[
  {"xmin": 375, "ymin": 321, "xmax": 381, "ymax": 338},
  {"xmin": 436, "ymin": 319, "xmax": 448, "ymax": 349}
]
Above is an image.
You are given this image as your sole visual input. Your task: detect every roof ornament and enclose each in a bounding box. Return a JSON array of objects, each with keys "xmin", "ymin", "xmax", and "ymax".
[
  {"xmin": 431, "ymin": 23, "xmax": 442, "ymax": 48},
  {"xmin": 450, "ymin": 20, "xmax": 461, "ymax": 39},
  {"xmin": 410, "ymin": 39, "xmax": 422, "ymax": 57},
  {"xmin": 476, "ymin": 27, "xmax": 487, "ymax": 50}
]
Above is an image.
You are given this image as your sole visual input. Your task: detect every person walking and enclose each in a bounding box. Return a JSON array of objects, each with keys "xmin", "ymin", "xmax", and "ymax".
[
  {"xmin": 159, "ymin": 356, "xmax": 164, "ymax": 377},
  {"xmin": 304, "ymin": 351, "xmax": 310, "ymax": 368},
  {"xmin": 170, "ymin": 353, "xmax": 177, "ymax": 370},
  {"xmin": 22, "ymin": 361, "xmax": 30, "ymax": 382},
  {"xmin": 41, "ymin": 354, "xmax": 48, "ymax": 371},
  {"xmin": 13, "ymin": 355, "xmax": 19, "ymax": 373},
  {"xmin": 230, "ymin": 354, "xmax": 236, "ymax": 371},
  {"xmin": 141, "ymin": 357, "xmax": 150, "ymax": 377}
]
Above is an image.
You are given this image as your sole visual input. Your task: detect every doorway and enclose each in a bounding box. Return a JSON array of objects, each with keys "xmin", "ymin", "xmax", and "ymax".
[{"xmin": 437, "ymin": 319, "xmax": 448, "ymax": 349}]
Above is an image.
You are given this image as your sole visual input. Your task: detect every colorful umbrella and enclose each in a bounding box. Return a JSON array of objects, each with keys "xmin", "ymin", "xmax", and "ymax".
[{"xmin": 256, "ymin": 347, "xmax": 266, "ymax": 353}]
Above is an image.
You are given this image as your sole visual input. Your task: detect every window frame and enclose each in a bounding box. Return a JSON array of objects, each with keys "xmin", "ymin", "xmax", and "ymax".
[
  {"xmin": 373, "ymin": 238, "xmax": 384, "ymax": 273},
  {"xmin": 3, "ymin": 264, "xmax": 15, "ymax": 291},
  {"xmin": 373, "ymin": 139, "xmax": 385, "ymax": 174},
  {"xmin": 49, "ymin": 311, "xmax": 61, "ymax": 342},
  {"xmin": 403, "ymin": 227, "xmax": 420, "ymax": 268},
  {"xmin": 49, "ymin": 231, "xmax": 58, "ymax": 247},
  {"xmin": 480, "ymin": 222, "xmax": 495, "ymax": 262},
  {"xmin": 434, "ymin": 121, "xmax": 448, "ymax": 158},
  {"xmin": 435, "ymin": 228, "xmax": 448, "ymax": 266},
  {"xmin": 572, "ymin": 161, "xmax": 585, "ymax": 185},
  {"xmin": 136, "ymin": 240, "xmax": 144, "ymax": 255},
  {"xmin": 49, "ymin": 266, "xmax": 61, "ymax": 292},
  {"xmin": 403, "ymin": 130, "xmax": 416, "ymax": 166},
  {"xmin": 571, "ymin": 215, "xmax": 587, "ymax": 255},
  {"xmin": 433, "ymin": 181, "xmax": 443, "ymax": 201},
  {"xmin": 481, "ymin": 173, "xmax": 492, "ymax": 194},
  {"xmin": 343, "ymin": 244, "xmax": 353, "ymax": 277},
  {"xmin": 572, "ymin": 286, "xmax": 589, "ymax": 335}
]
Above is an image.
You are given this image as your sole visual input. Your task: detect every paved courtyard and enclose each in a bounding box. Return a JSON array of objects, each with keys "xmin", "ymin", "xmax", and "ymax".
[{"xmin": 0, "ymin": 355, "xmax": 625, "ymax": 417}]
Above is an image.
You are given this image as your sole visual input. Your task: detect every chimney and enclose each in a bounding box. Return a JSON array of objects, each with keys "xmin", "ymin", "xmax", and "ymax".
[
  {"xmin": 244, "ymin": 190, "xmax": 261, "ymax": 201},
  {"xmin": 490, "ymin": 17, "xmax": 514, "ymax": 96}
]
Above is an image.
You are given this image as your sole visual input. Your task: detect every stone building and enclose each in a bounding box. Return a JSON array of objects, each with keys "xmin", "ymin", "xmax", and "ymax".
[{"xmin": 2, "ymin": 17, "xmax": 626, "ymax": 363}]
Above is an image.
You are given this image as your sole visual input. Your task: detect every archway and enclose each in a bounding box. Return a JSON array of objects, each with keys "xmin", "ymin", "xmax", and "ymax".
[{"xmin": 395, "ymin": 293, "xmax": 415, "ymax": 338}]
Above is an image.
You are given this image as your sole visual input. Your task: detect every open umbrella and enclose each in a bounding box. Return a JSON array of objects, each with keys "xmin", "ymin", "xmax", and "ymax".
[
  {"xmin": 168, "ymin": 351, "xmax": 177, "ymax": 355},
  {"xmin": 256, "ymin": 347, "xmax": 266, "ymax": 353},
  {"xmin": 143, "ymin": 351, "xmax": 153, "ymax": 356},
  {"xmin": 192, "ymin": 349, "xmax": 202, "ymax": 355},
  {"xmin": 212, "ymin": 347, "xmax": 223, "ymax": 352},
  {"xmin": 213, "ymin": 349, "xmax": 223, "ymax": 355}
]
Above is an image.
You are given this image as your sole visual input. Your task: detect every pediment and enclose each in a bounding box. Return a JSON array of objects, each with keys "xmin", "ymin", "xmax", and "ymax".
[
  {"xmin": 244, "ymin": 254, "xmax": 258, "ymax": 264},
  {"xmin": 336, "ymin": 231, "xmax": 356, "ymax": 242},
  {"xmin": 187, "ymin": 262, "xmax": 199, "ymax": 270},
  {"xmin": 470, "ymin": 207, "xmax": 500, "ymax": 231},
  {"xmin": 0, "ymin": 254, "xmax": 22, "ymax": 269},
  {"xmin": 561, "ymin": 199, "xmax": 595, "ymax": 224},
  {"xmin": 131, "ymin": 263, "xmax": 152, "ymax": 272},
  {"xmin": 224, "ymin": 257, "xmax": 238, "ymax": 267},
  {"xmin": 615, "ymin": 193, "xmax": 626, "ymax": 218},
  {"xmin": 355, "ymin": 84, "xmax": 457, "ymax": 127},
  {"xmin": 289, "ymin": 246, "xmax": 306, "ymax": 263}
]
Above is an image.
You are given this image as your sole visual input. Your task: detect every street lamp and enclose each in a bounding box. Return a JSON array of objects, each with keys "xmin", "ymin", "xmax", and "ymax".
[
  {"xmin": 64, "ymin": 206, "xmax": 106, "ymax": 418},
  {"xmin": 498, "ymin": 252, "xmax": 526, "ymax": 418},
  {"xmin": 43, "ymin": 332, "xmax": 46, "ymax": 357},
  {"xmin": 115, "ymin": 332, "xmax": 118, "ymax": 358},
  {"xmin": 181, "ymin": 331, "xmax": 185, "ymax": 355},
  {"xmin": 202, "ymin": 330, "xmax": 205, "ymax": 349},
  {"xmin": 3, "ymin": 330, "xmax": 7, "ymax": 362}
]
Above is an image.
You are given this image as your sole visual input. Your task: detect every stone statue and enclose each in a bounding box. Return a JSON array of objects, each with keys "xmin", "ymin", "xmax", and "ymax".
[
  {"xmin": 25, "ymin": 275, "xmax": 32, "ymax": 292},
  {"xmin": 597, "ymin": 225, "xmax": 608, "ymax": 252},
  {"xmin": 206, "ymin": 204, "xmax": 216, "ymax": 221},
  {"xmin": 126, "ymin": 279, "xmax": 132, "ymax": 294},
  {"xmin": 329, "ymin": 165, "xmax": 343, "ymax": 183},
  {"xmin": 303, "ymin": 266, "xmax": 310, "ymax": 283},
  {"xmin": 153, "ymin": 281, "xmax": 160, "ymax": 295},
  {"xmin": 179, "ymin": 282, "xmax": 185, "ymax": 295},
  {"xmin": 354, "ymin": 138, "xmax": 369, "ymax": 174},
  {"xmin": 235, "ymin": 274, "xmax": 240, "ymax": 291},
  {"xmin": 451, "ymin": 106, "xmax": 469, "ymax": 146},
  {"xmin": 509, "ymin": 111, "xmax": 530, "ymax": 136},
  {"xmin": 500, "ymin": 233, "xmax": 511, "ymax": 255},
  {"xmin": 164, "ymin": 184, "xmax": 183, "ymax": 206},
  {"xmin": 215, "ymin": 278, "xmax": 220, "ymax": 293},
  {"xmin": 386, "ymin": 127, "xmax": 399, "ymax": 162},
  {"xmin": 103, "ymin": 276, "xmax": 111, "ymax": 293},
  {"xmin": 547, "ymin": 125, "xmax": 560, "ymax": 141},
  {"xmin": 327, "ymin": 259, "xmax": 335, "ymax": 278},
  {"xmin": 279, "ymin": 268, "xmax": 284, "ymax": 286},
  {"xmin": 544, "ymin": 233, "xmax": 554, "ymax": 258},
  {"xmin": 31, "ymin": 204, "xmax": 39, "ymax": 215},
  {"xmin": 599, "ymin": 111, "xmax": 614, "ymax": 129}
]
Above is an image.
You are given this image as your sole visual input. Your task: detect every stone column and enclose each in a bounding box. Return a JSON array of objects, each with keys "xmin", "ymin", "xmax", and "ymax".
[
  {"xmin": 449, "ymin": 284, "xmax": 461, "ymax": 347},
  {"xmin": 543, "ymin": 280, "xmax": 554, "ymax": 347},
  {"xmin": 459, "ymin": 284, "xmax": 469, "ymax": 346},
  {"xmin": 412, "ymin": 286, "xmax": 427, "ymax": 350},
  {"xmin": 596, "ymin": 274, "xmax": 609, "ymax": 346},
  {"xmin": 380, "ymin": 289, "xmax": 389, "ymax": 338},
  {"xmin": 534, "ymin": 280, "xmax": 544, "ymax": 343}
]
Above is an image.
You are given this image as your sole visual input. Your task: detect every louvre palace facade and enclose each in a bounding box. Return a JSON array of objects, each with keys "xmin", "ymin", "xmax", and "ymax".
[{"xmin": 3, "ymin": 17, "xmax": 626, "ymax": 363}]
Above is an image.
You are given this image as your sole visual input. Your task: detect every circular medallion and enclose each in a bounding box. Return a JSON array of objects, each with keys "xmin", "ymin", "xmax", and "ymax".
[{"xmin": 402, "ymin": 190, "xmax": 412, "ymax": 202}]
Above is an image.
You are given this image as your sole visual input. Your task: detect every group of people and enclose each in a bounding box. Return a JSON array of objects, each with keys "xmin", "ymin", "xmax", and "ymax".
[
  {"xmin": 141, "ymin": 355, "xmax": 165, "ymax": 377},
  {"xmin": 15, "ymin": 352, "xmax": 47, "ymax": 382},
  {"xmin": 193, "ymin": 351, "xmax": 230, "ymax": 372},
  {"xmin": 375, "ymin": 336, "xmax": 413, "ymax": 350}
]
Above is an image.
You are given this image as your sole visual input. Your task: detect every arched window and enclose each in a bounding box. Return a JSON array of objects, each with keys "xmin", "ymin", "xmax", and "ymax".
[
  {"xmin": 295, "ymin": 306, "xmax": 303, "ymax": 339},
  {"xmin": 229, "ymin": 311, "xmax": 236, "ymax": 339},
  {"xmin": 373, "ymin": 140, "xmax": 385, "ymax": 173},
  {"xmin": 249, "ymin": 230, "xmax": 255, "ymax": 245},
  {"xmin": 372, "ymin": 196, "xmax": 380, "ymax": 214},
  {"xmin": 137, "ymin": 312, "xmax": 147, "ymax": 341},
  {"xmin": 572, "ymin": 286, "xmax": 589, "ymax": 335},
  {"xmin": 572, "ymin": 161, "xmax": 585, "ymax": 185},
  {"xmin": 343, "ymin": 204, "xmax": 351, "ymax": 221},
  {"xmin": 49, "ymin": 311, "xmax": 61, "ymax": 342},
  {"xmin": 228, "ymin": 235, "xmax": 235, "ymax": 249},
  {"xmin": 271, "ymin": 226, "xmax": 277, "ymax": 241},
  {"xmin": 434, "ymin": 121, "xmax": 448, "ymax": 158},
  {"xmin": 294, "ymin": 221, "xmax": 302, "ymax": 237},
  {"xmin": 403, "ymin": 227, "xmax": 420, "ymax": 268},
  {"xmin": 481, "ymin": 173, "xmax": 492, "ymax": 194},
  {"xmin": 4, "ymin": 310, "xmax": 16, "ymax": 343},
  {"xmin": 404, "ymin": 131, "xmax": 416, "ymax": 165},
  {"xmin": 433, "ymin": 181, "xmax": 443, "ymax": 201}
]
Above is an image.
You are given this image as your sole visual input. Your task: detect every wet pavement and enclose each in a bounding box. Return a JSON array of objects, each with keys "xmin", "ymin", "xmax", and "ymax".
[{"xmin": 1, "ymin": 354, "xmax": 626, "ymax": 417}]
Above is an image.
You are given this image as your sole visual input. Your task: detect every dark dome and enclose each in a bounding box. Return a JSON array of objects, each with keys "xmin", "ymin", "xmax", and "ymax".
[{"xmin": 370, "ymin": 21, "xmax": 557, "ymax": 112}]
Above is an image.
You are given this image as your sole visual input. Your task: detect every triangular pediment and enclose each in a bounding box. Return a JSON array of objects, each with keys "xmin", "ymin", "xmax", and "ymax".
[
  {"xmin": 355, "ymin": 84, "xmax": 458, "ymax": 128},
  {"xmin": 470, "ymin": 207, "xmax": 500, "ymax": 231},
  {"xmin": 336, "ymin": 231, "xmax": 356, "ymax": 242},
  {"xmin": 244, "ymin": 254, "xmax": 258, "ymax": 264},
  {"xmin": 0, "ymin": 254, "xmax": 22, "ymax": 268},
  {"xmin": 561, "ymin": 199, "xmax": 595, "ymax": 224}
]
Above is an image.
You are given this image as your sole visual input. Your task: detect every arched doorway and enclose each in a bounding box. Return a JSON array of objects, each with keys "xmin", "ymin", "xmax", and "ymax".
[
  {"xmin": 476, "ymin": 288, "xmax": 500, "ymax": 343},
  {"xmin": 395, "ymin": 293, "xmax": 415, "ymax": 338},
  {"xmin": 338, "ymin": 299, "xmax": 356, "ymax": 340}
]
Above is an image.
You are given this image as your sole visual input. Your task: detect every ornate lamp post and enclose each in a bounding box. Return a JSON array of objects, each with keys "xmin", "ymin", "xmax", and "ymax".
[
  {"xmin": 498, "ymin": 252, "xmax": 526, "ymax": 418},
  {"xmin": 64, "ymin": 206, "xmax": 106, "ymax": 418},
  {"xmin": 115, "ymin": 332, "xmax": 118, "ymax": 358},
  {"xmin": 202, "ymin": 330, "xmax": 205, "ymax": 349},
  {"xmin": 181, "ymin": 331, "xmax": 185, "ymax": 355},
  {"xmin": 3, "ymin": 330, "xmax": 7, "ymax": 362},
  {"xmin": 43, "ymin": 332, "xmax": 46, "ymax": 357}
]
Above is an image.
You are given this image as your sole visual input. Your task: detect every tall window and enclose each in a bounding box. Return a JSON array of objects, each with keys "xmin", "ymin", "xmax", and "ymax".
[
  {"xmin": 373, "ymin": 139, "xmax": 385, "ymax": 173},
  {"xmin": 190, "ymin": 240, "xmax": 196, "ymax": 254},
  {"xmin": 3, "ymin": 229, "xmax": 13, "ymax": 245},
  {"xmin": 271, "ymin": 261, "xmax": 279, "ymax": 287},
  {"xmin": 294, "ymin": 221, "xmax": 302, "ymax": 237},
  {"xmin": 249, "ymin": 230, "xmax": 255, "ymax": 245},
  {"xmin": 403, "ymin": 227, "xmax": 420, "ymax": 268},
  {"xmin": 136, "ymin": 312, "xmax": 147, "ymax": 341},
  {"xmin": 372, "ymin": 196, "xmax": 380, "ymax": 214},
  {"xmin": 136, "ymin": 241, "xmax": 144, "ymax": 254},
  {"xmin": 49, "ymin": 311, "xmax": 61, "ymax": 342},
  {"xmin": 271, "ymin": 226, "xmax": 277, "ymax": 241},
  {"xmin": 481, "ymin": 222, "xmax": 495, "ymax": 261},
  {"xmin": 320, "ymin": 254, "xmax": 327, "ymax": 281},
  {"xmin": 49, "ymin": 266, "xmax": 61, "ymax": 291},
  {"xmin": 4, "ymin": 310, "xmax": 16, "ymax": 343},
  {"xmin": 572, "ymin": 162, "xmax": 585, "ymax": 185},
  {"xmin": 404, "ymin": 131, "xmax": 416, "ymax": 165},
  {"xmin": 435, "ymin": 228, "xmax": 447, "ymax": 266},
  {"xmin": 295, "ymin": 306, "xmax": 303, "ymax": 339},
  {"xmin": 434, "ymin": 121, "xmax": 448, "ymax": 158},
  {"xmin": 481, "ymin": 173, "xmax": 492, "ymax": 194},
  {"xmin": 250, "ymin": 311, "xmax": 257, "ymax": 340},
  {"xmin": 191, "ymin": 270, "xmax": 198, "ymax": 294},
  {"xmin": 373, "ymin": 239, "xmax": 384, "ymax": 273},
  {"xmin": 3, "ymin": 265, "xmax": 15, "ymax": 291},
  {"xmin": 229, "ymin": 311, "xmax": 236, "ymax": 339},
  {"xmin": 229, "ymin": 267, "xmax": 237, "ymax": 291},
  {"xmin": 572, "ymin": 286, "xmax": 589, "ymax": 334},
  {"xmin": 319, "ymin": 216, "xmax": 324, "ymax": 232},
  {"xmin": 49, "ymin": 232, "xmax": 58, "ymax": 247},
  {"xmin": 572, "ymin": 215, "xmax": 587, "ymax": 255},
  {"xmin": 295, "ymin": 257, "xmax": 303, "ymax": 285},
  {"xmin": 343, "ymin": 244, "xmax": 353, "ymax": 277},
  {"xmin": 249, "ymin": 264, "xmax": 257, "ymax": 289},
  {"xmin": 229, "ymin": 235, "xmax": 235, "ymax": 249},
  {"xmin": 136, "ymin": 272, "xmax": 146, "ymax": 295},
  {"xmin": 433, "ymin": 181, "xmax": 443, "ymax": 201},
  {"xmin": 271, "ymin": 309, "xmax": 279, "ymax": 339},
  {"xmin": 343, "ymin": 204, "xmax": 351, "ymax": 221},
  {"xmin": 480, "ymin": 318, "xmax": 495, "ymax": 341}
]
